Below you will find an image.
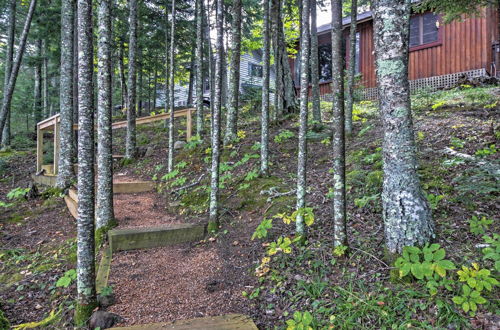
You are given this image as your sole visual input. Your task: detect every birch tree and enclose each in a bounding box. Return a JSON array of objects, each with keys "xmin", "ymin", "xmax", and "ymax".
[
  {"xmin": 224, "ymin": 0, "xmax": 242, "ymax": 144},
  {"xmin": 295, "ymin": 0, "xmax": 309, "ymax": 235},
  {"xmin": 195, "ymin": 0, "xmax": 204, "ymax": 137},
  {"xmin": 373, "ymin": 0, "xmax": 434, "ymax": 254},
  {"xmin": 208, "ymin": 0, "xmax": 224, "ymax": 231},
  {"xmin": 1, "ymin": 0, "xmax": 16, "ymax": 148},
  {"xmin": 331, "ymin": 0, "xmax": 347, "ymax": 247},
  {"xmin": 310, "ymin": 0, "xmax": 321, "ymax": 123},
  {"xmin": 75, "ymin": 0, "xmax": 97, "ymax": 323},
  {"xmin": 34, "ymin": 40, "xmax": 43, "ymax": 123},
  {"xmin": 126, "ymin": 0, "xmax": 138, "ymax": 159},
  {"xmin": 167, "ymin": 0, "xmax": 176, "ymax": 172},
  {"xmin": 260, "ymin": 0, "xmax": 271, "ymax": 175},
  {"xmin": 56, "ymin": 0, "xmax": 75, "ymax": 189},
  {"xmin": 0, "ymin": 0, "xmax": 37, "ymax": 137},
  {"xmin": 345, "ymin": 0, "xmax": 358, "ymax": 136},
  {"xmin": 271, "ymin": 0, "xmax": 283, "ymax": 119},
  {"xmin": 96, "ymin": 0, "xmax": 115, "ymax": 230}
]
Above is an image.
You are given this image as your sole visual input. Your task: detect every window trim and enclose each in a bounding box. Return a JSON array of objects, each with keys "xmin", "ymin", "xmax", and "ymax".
[
  {"xmin": 409, "ymin": 12, "xmax": 442, "ymax": 52},
  {"xmin": 249, "ymin": 62, "xmax": 263, "ymax": 78}
]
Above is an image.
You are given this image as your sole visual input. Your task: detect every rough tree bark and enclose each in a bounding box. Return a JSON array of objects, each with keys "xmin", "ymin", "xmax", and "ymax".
[
  {"xmin": 345, "ymin": 0, "xmax": 358, "ymax": 136},
  {"xmin": 331, "ymin": 0, "xmax": 347, "ymax": 247},
  {"xmin": 75, "ymin": 0, "xmax": 97, "ymax": 323},
  {"xmin": 260, "ymin": 0, "xmax": 271, "ymax": 175},
  {"xmin": 164, "ymin": 3, "xmax": 170, "ymax": 120},
  {"xmin": 187, "ymin": 53, "xmax": 195, "ymax": 105},
  {"xmin": 295, "ymin": 0, "xmax": 309, "ymax": 235},
  {"xmin": 0, "ymin": 0, "xmax": 37, "ymax": 137},
  {"xmin": 126, "ymin": 0, "xmax": 138, "ymax": 159},
  {"xmin": 373, "ymin": 0, "xmax": 434, "ymax": 254},
  {"xmin": 56, "ymin": 0, "xmax": 75, "ymax": 189},
  {"xmin": 1, "ymin": 0, "xmax": 16, "ymax": 147},
  {"xmin": 208, "ymin": 0, "xmax": 224, "ymax": 231},
  {"xmin": 42, "ymin": 39, "xmax": 50, "ymax": 117},
  {"xmin": 271, "ymin": 0, "xmax": 283, "ymax": 120},
  {"xmin": 277, "ymin": 17, "xmax": 297, "ymax": 113},
  {"xmin": 195, "ymin": 0, "xmax": 204, "ymax": 137},
  {"xmin": 96, "ymin": 0, "xmax": 115, "ymax": 230},
  {"xmin": 167, "ymin": 0, "xmax": 176, "ymax": 172},
  {"xmin": 137, "ymin": 47, "xmax": 143, "ymax": 117},
  {"xmin": 224, "ymin": 0, "xmax": 242, "ymax": 144},
  {"xmin": 310, "ymin": 0, "xmax": 321, "ymax": 123},
  {"xmin": 119, "ymin": 42, "xmax": 127, "ymax": 111},
  {"xmin": 34, "ymin": 40, "xmax": 43, "ymax": 123}
]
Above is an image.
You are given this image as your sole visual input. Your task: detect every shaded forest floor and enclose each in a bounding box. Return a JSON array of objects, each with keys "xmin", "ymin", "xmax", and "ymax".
[{"xmin": 0, "ymin": 85, "xmax": 499, "ymax": 328}]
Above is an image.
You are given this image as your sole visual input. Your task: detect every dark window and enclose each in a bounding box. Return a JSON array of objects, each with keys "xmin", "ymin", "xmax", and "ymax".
[
  {"xmin": 410, "ymin": 13, "xmax": 439, "ymax": 48},
  {"xmin": 249, "ymin": 63, "xmax": 263, "ymax": 78},
  {"xmin": 318, "ymin": 44, "xmax": 332, "ymax": 82}
]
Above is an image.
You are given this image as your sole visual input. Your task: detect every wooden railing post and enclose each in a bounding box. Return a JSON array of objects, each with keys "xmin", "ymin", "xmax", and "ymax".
[
  {"xmin": 53, "ymin": 120, "xmax": 60, "ymax": 175},
  {"xmin": 36, "ymin": 125, "xmax": 43, "ymax": 173}
]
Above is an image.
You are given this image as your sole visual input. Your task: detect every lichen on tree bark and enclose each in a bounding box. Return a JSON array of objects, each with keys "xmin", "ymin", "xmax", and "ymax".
[
  {"xmin": 260, "ymin": 0, "xmax": 271, "ymax": 175},
  {"xmin": 126, "ymin": 0, "xmax": 138, "ymax": 159},
  {"xmin": 373, "ymin": 0, "xmax": 434, "ymax": 254}
]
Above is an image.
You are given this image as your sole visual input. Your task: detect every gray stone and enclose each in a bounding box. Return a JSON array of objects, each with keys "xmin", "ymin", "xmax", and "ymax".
[
  {"xmin": 97, "ymin": 292, "xmax": 116, "ymax": 308},
  {"xmin": 174, "ymin": 140, "xmax": 186, "ymax": 150},
  {"xmin": 144, "ymin": 146, "xmax": 155, "ymax": 158},
  {"xmin": 89, "ymin": 311, "xmax": 124, "ymax": 329}
]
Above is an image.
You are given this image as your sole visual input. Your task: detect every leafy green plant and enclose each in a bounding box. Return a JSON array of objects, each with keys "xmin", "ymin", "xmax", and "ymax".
[
  {"xmin": 468, "ymin": 215, "xmax": 493, "ymax": 235},
  {"xmin": 333, "ymin": 245, "xmax": 348, "ymax": 257},
  {"xmin": 354, "ymin": 193, "xmax": 379, "ymax": 209},
  {"xmin": 450, "ymin": 137, "xmax": 465, "ymax": 149},
  {"xmin": 0, "ymin": 201, "xmax": 13, "ymax": 208},
  {"xmin": 267, "ymin": 236, "xmax": 295, "ymax": 256},
  {"xmin": 431, "ymin": 100, "xmax": 446, "ymax": 110},
  {"xmin": 474, "ymin": 144, "xmax": 497, "ymax": 157},
  {"xmin": 481, "ymin": 234, "xmax": 500, "ymax": 272},
  {"xmin": 184, "ymin": 136, "xmax": 202, "ymax": 150},
  {"xmin": 457, "ymin": 263, "xmax": 498, "ymax": 292},
  {"xmin": 274, "ymin": 129, "xmax": 295, "ymax": 143},
  {"xmin": 286, "ymin": 311, "xmax": 314, "ymax": 330},
  {"xmin": 7, "ymin": 187, "xmax": 30, "ymax": 200},
  {"xmin": 395, "ymin": 244, "xmax": 456, "ymax": 280},
  {"xmin": 252, "ymin": 218, "xmax": 273, "ymax": 240},
  {"xmin": 426, "ymin": 193, "xmax": 445, "ymax": 210},
  {"xmin": 161, "ymin": 169, "xmax": 179, "ymax": 181},
  {"xmin": 56, "ymin": 269, "xmax": 77, "ymax": 288},
  {"xmin": 244, "ymin": 169, "xmax": 259, "ymax": 181},
  {"xmin": 452, "ymin": 284, "xmax": 486, "ymax": 316}
]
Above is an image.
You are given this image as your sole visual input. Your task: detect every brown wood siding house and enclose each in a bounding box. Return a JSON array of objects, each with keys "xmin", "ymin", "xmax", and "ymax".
[{"xmin": 291, "ymin": 6, "xmax": 499, "ymax": 97}]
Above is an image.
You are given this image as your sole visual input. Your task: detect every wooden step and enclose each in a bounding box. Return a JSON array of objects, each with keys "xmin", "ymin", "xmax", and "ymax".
[
  {"xmin": 31, "ymin": 173, "xmax": 57, "ymax": 187},
  {"xmin": 96, "ymin": 245, "xmax": 112, "ymax": 293},
  {"xmin": 108, "ymin": 223, "xmax": 205, "ymax": 252},
  {"xmin": 64, "ymin": 195, "xmax": 78, "ymax": 219},
  {"xmin": 109, "ymin": 314, "xmax": 257, "ymax": 330},
  {"xmin": 113, "ymin": 181, "xmax": 155, "ymax": 194}
]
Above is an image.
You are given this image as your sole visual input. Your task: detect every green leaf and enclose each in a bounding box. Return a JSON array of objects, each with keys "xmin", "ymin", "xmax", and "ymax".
[
  {"xmin": 400, "ymin": 263, "xmax": 411, "ymax": 277},
  {"xmin": 293, "ymin": 311, "xmax": 302, "ymax": 322},
  {"xmin": 462, "ymin": 284, "xmax": 471, "ymax": 296},
  {"xmin": 462, "ymin": 302, "xmax": 470, "ymax": 313},
  {"xmin": 452, "ymin": 296, "xmax": 464, "ymax": 305},
  {"xmin": 434, "ymin": 264, "xmax": 446, "ymax": 277},
  {"xmin": 409, "ymin": 252, "xmax": 420, "ymax": 263},
  {"xmin": 437, "ymin": 260, "xmax": 456, "ymax": 270},
  {"xmin": 424, "ymin": 252, "xmax": 433, "ymax": 262},
  {"xmin": 473, "ymin": 296, "xmax": 487, "ymax": 304},
  {"xmin": 411, "ymin": 262, "xmax": 424, "ymax": 279},
  {"xmin": 467, "ymin": 278, "xmax": 477, "ymax": 288},
  {"xmin": 302, "ymin": 311, "xmax": 313, "ymax": 326},
  {"xmin": 428, "ymin": 243, "xmax": 440, "ymax": 252},
  {"xmin": 433, "ymin": 248, "xmax": 445, "ymax": 261},
  {"xmin": 469, "ymin": 301, "xmax": 477, "ymax": 312}
]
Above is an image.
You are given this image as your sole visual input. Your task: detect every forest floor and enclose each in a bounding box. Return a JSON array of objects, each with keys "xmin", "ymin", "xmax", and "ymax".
[{"xmin": 0, "ymin": 85, "xmax": 499, "ymax": 329}]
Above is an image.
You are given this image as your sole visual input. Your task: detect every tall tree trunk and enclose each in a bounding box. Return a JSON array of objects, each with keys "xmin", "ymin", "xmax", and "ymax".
[
  {"xmin": 119, "ymin": 43, "xmax": 127, "ymax": 111},
  {"xmin": 42, "ymin": 39, "xmax": 50, "ymax": 117},
  {"xmin": 34, "ymin": 40, "xmax": 43, "ymax": 123},
  {"xmin": 208, "ymin": 0, "xmax": 224, "ymax": 231},
  {"xmin": 277, "ymin": 18, "xmax": 297, "ymax": 113},
  {"xmin": 345, "ymin": 0, "xmax": 357, "ymax": 136},
  {"xmin": 137, "ymin": 48, "xmax": 143, "ymax": 117},
  {"xmin": 73, "ymin": 1, "xmax": 79, "ymax": 159},
  {"xmin": 310, "ymin": 0, "xmax": 321, "ymax": 123},
  {"xmin": 164, "ymin": 3, "xmax": 170, "ymax": 126},
  {"xmin": 126, "ymin": 0, "xmax": 138, "ymax": 159},
  {"xmin": 224, "ymin": 0, "xmax": 242, "ymax": 143},
  {"xmin": 0, "ymin": 0, "xmax": 37, "ymax": 137},
  {"xmin": 187, "ymin": 53, "xmax": 195, "ymax": 106},
  {"xmin": 1, "ymin": 0, "xmax": 16, "ymax": 148},
  {"xmin": 96, "ymin": 0, "xmax": 115, "ymax": 230},
  {"xmin": 271, "ymin": 0, "xmax": 283, "ymax": 120},
  {"xmin": 148, "ymin": 73, "xmax": 152, "ymax": 112},
  {"xmin": 295, "ymin": 0, "xmax": 309, "ymax": 235},
  {"xmin": 205, "ymin": 1, "xmax": 215, "ymax": 133},
  {"xmin": 56, "ymin": 0, "xmax": 75, "ymax": 189},
  {"xmin": 331, "ymin": 0, "xmax": 347, "ymax": 247},
  {"xmin": 260, "ymin": 0, "xmax": 271, "ymax": 175},
  {"xmin": 195, "ymin": 0, "xmax": 204, "ymax": 137},
  {"xmin": 75, "ymin": 0, "xmax": 97, "ymax": 323},
  {"xmin": 153, "ymin": 69, "xmax": 158, "ymax": 110},
  {"xmin": 373, "ymin": 0, "xmax": 434, "ymax": 254},
  {"xmin": 167, "ymin": 0, "xmax": 176, "ymax": 172}
]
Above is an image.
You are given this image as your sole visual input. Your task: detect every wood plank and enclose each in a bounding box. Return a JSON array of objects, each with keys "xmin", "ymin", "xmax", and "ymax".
[
  {"xmin": 68, "ymin": 188, "xmax": 78, "ymax": 203},
  {"xmin": 64, "ymin": 195, "xmax": 78, "ymax": 219},
  {"xmin": 36, "ymin": 128, "xmax": 43, "ymax": 172},
  {"xmin": 109, "ymin": 314, "xmax": 257, "ymax": 330},
  {"xmin": 53, "ymin": 119, "xmax": 60, "ymax": 175},
  {"xmin": 37, "ymin": 114, "xmax": 60, "ymax": 130},
  {"xmin": 186, "ymin": 109, "xmax": 192, "ymax": 141},
  {"xmin": 112, "ymin": 181, "xmax": 155, "ymax": 194},
  {"xmin": 96, "ymin": 245, "xmax": 112, "ymax": 293},
  {"xmin": 111, "ymin": 108, "xmax": 195, "ymax": 129},
  {"xmin": 31, "ymin": 173, "xmax": 57, "ymax": 187},
  {"xmin": 108, "ymin": 223, "xmax": 205, "ymax": 252}
]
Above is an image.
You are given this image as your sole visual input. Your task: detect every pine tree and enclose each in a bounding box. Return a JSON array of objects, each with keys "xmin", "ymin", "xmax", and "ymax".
[
  {"xmin": 224, "ymin": 0, "xmax": 242, "ymax": 144},
  {"xmin": 331, "ymin": 0, "xmax": 347, "ymax": 247},
  {"xmin": 295, "ymin": 0, "xmax": 309, "ymax": 235},
  {"xmin": 310, "ymin": 0, "xmax": 321, "ymax": 123},
  {"xmin": 96, "ymin": 0, "xmax": 115, "ymax": 229},
  {"xmin": 195, "ymin": 0, "xmax": 204, "ymax": 137},
  {"xmin": 34, "ymin": 39, "xmax": 43, "ymax": 123},
  {"xmin": 345, "ymin": 0, "xmax": 358, "ymax": 137},
  {"xmin": 167, "ymin": 0, "xmax": 176, "ymax": 172},
  {"xmin": 126, "ymin": 0, "xmax": 138, "ymax": 159},
  {"xmin": 373, "ymin": 0, "xmax": 434, "ymax": 253},
  {"xmin": 56, "ymin": 0, "xmax": 75, "ymax": 189},
  {"xmin": 1, "ymin": 0, "xmax": 16, "ymax": 148},
  {"xmin": 208, "ymin": 0, "xmax": 224, "ymax": 231},
  {"xmin": 260, "ymin": 0, "xmax": 271, "ymax": 175},
  {"xmin": 75, "ymin": 0, "xmax": 98, "ymax": 323}
]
